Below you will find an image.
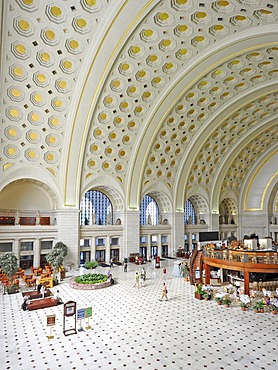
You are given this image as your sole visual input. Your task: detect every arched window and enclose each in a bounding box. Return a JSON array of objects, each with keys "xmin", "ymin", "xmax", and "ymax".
[
  {"xmin": 80, "ymin": 190, "xmax": 112, "ymax": 226},
  {"xmin": 184, "ymin": 199, "xmax": 196, "ymax": 225},
  {"xmin": 140, "ymin": 195, "xmax": 159, "ymax": 225}
]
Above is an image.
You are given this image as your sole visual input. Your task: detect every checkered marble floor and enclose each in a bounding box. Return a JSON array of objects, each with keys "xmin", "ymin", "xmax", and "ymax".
[{"xmin": 1, "ymin": 259, "xmax": 277, "ymax": 370}]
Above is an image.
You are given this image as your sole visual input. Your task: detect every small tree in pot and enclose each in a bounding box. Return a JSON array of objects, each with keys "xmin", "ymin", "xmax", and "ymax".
[
  {"xmin": 0, "ymin": 253, "xmax": 19, "ymax": 293},
  {"xmin": 46, "ymin": 241, "xmax": 68, "ymax": 280}
]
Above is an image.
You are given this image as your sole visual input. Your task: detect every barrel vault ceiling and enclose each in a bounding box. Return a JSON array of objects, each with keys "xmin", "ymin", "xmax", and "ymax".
[{"xmin": 0, "ymin": 0, "xmax": 278, "ymax": 213}]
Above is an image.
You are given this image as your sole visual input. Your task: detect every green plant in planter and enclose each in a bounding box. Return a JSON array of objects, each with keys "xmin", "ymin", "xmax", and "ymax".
[
  {"xmin": 74, "ymin": 273, "xmax": 107, "ymax": 285},
  {"xmin": 195, "ymin": 284, "xmax": 204, "ymax": 294},
  {"xmin": 253, "ymin": 299, "xmax": 265, "ymax": 312},
  {"xmin": 223, "ymin": 298, "xmax": 231, "ymax": 307},
  {"xmin": 7, "ymin": 284, "xmax": 19, "ymax": 294},
  {"xmin": 85, "ymin": 260, "xmax": 99, "ymax": 270},
  {"xmin": 240, "ymin": 302, "xmax": 248, "ymax": 310},
  {"xmin": 203, "ymin": 292, "xmax": 211, "ymax": 300},
  {"xmin": 46, "ymin": 241, "xmax": 68, "ymax": 275},
  {"xmin": 270, "ymin": 304, "xmax": 278, "ymax": 314},
  {"xmin": 0, "ymin": 253, "xmax": 18, "ymax": 288},
  {"xmin": 215, "ymin": 297, "xmax": 223, "ymax": 305}
]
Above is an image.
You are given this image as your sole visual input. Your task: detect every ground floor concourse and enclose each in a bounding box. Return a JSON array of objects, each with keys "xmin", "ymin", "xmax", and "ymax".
[{"xmin": 1, "ymin": 258, "xmax": 277, "ymax": 370}]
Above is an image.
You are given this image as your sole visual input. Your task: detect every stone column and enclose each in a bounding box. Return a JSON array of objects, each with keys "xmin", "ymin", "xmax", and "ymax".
[
  {"xmin": 13, "ymin": 238, "xmax": 20, "ymax": 265},
  {"xmin": 171, "ymin": 212, "xmax": 185, "ymax": 257},
  {"xmin": 121, "ymin": 210, "xmax": 140, "ymax": 259},
  {"xmin": 157, "ymin": 234, "xmax": 162, "ymax": 257},
  {"xmin": 33, "ymin": 238, "xmax": 40, "ymax": 268},
  {"xmin": 105, "ymin": 235, "xmax": 110, "ymax": 264},
  {"xmin": 90, "ymin": 236, "xmax": 96, "ymax": 261},
  {"xmin": 55, "ymin": 208, "xmax": 80, "ymax": 269},
  {"xmin": 147, "ymin": 234, "xmax": 151, "ymax": 255}
]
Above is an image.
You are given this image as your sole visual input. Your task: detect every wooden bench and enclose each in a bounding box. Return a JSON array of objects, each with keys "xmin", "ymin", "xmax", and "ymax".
[
  {"xmin": 22, "ymin": 289, "xmax": 51, "ymax": 300},
  {"xmin": 27, "ymin": 297, "xmax": 58, "ymax": 311}
]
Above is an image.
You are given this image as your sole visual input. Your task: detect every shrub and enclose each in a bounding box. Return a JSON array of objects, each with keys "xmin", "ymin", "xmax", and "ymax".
[
  {"xmin": 74, "ymin": 273, "xmax": 107, "ymax": 285},
  {"xmin": 85, "ymin": 261, "xmax": 98, "ymax": 269}
]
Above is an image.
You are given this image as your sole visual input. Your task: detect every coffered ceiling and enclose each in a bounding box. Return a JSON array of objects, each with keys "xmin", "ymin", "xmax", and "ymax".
[{"xmin": 0, "ymin": 0, "xmax": 277, "ymax": 213}]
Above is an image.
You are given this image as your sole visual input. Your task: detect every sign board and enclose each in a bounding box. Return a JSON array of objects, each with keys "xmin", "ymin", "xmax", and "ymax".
[
  {"xmin": 85, "ymin": 307, "xmax": 92, "ymax": 318},
  {"xmin": 46, "ymin": 314, "xmax": 56, "ymax": 327},
  {"xmin": 77, "ymin": 308, "xmax": 85, "ymax": 320},
  {"xmin": 64, "ymin": 301, "xmax": 76, "ymax": 317},
  {"xmin": 63, "ymin": 301, "xmax": 77, "ymax": 336}
]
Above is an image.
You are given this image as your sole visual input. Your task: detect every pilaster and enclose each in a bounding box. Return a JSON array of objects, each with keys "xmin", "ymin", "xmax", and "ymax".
[
  {"xmin": 55, "ymin": 208, "xmax": 80, "ymax": 268},
  {"xmin": 171, "ymin": 212, "xmax": 185, "ymax": 256}
]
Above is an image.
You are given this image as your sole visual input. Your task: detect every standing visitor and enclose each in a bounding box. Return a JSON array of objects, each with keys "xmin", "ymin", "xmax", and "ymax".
[
  {"xmin": 133, "ymin": 272, "xmax": 140, "ymax": 288},
  {"xmin": 40, "ymin": 284, "xmax": 46, "ymax": 299},
  {"xmin": 124, "ymin": 262, "xmax": 127, "ymax": 272},
  {"xmin": 160, "ymin": 283, "xmax": 168, "ymax": 301},
  {"xmin": 141, "ymin": 267, "xmax": 146, "ymax": 282}
]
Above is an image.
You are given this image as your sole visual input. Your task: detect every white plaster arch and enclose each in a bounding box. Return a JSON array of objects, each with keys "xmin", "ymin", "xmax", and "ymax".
[
  {"xmin": 80, "ymin": 173, "xmax": 125, "ymax": 212},
  {"xmin": 240, "ymin": 151, "xmax": 278, "ymax": 212},
  {"xmin": 142, "ymin": 182, "xmax": 173, "ymax": 214},
  {"xmin": 127, "ymin": 27, "xmax": 278, "ymax": 211},
  {"xmin": 60, "ymin": 0, "xmax": 156, "ymax": 207},
  {"xmin": 0, "ymin": 166, "xmax": 60, "ymax": 209}
]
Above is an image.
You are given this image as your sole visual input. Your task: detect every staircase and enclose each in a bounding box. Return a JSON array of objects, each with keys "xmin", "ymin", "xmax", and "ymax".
[{"xmin": 189, "ymin": 249, "xmax": 203, "ymax": 286}]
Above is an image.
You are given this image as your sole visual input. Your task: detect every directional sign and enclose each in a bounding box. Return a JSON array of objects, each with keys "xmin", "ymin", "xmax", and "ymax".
[
  {"xmin": 77, "ymin": 308, "xmax": 85, "ymax": 320},
  {"xmin": 85, "ymin": 307, "xmax": 92, "ymax": 318}
]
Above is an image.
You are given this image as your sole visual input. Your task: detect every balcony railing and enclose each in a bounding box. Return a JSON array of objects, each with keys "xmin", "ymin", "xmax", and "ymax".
[{"xmin": 203, "ymin": 248, "xmax": 278, "ymax": 265}]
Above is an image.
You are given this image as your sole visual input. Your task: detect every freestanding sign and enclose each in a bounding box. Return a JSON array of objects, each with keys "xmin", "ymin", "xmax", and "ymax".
[
  {"xmin": 77, "ymin": 308, "xmax": 85, "ymax": 332},
  {"xmin": 85, "ymin": 306, "xmax": 92, "ymax": 330},
  {"xmin": 63, "ymin": 301, "xmax": 77, "ymax": 336},
  {"xmin": 46, "ymin": 314, "xmax": 56, "ymax": 339}
]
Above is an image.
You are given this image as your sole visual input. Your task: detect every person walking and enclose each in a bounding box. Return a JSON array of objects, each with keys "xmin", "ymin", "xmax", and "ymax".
[
  {"xmin": 141, "ymin": 267, "xmax": 146, "ymax": 282},
  {"xmin": 110, "ymin": 258, "xmax": 114, "ymax": 268},
  {"xmin": 124, "ymin": 262, "xmax": 127, "ymax": 272},
  {"xmin": 133, "ymin": 272, "xmax": 140, "ymax": 288},
  {"xmin": 160, "ymin": 282, "xmax": 168, "ymax": 301}
]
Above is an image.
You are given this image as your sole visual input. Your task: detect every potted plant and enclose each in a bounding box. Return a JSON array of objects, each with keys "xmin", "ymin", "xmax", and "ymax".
[
  {"xmin": 46, "ymin": 241, "xmax": 68, "ymax": 281},
  {"xmin": 240, "ymin": 302, "xmax": 248, "ymax": 311},
  {"xmin": 7, "ymin": 283, "xmax": 19, "ymax": 294},
  {"xmin": 270, "ymin": 303, "xmax": 278, "ymax": 315},
  {"xmin": 223, "ymin": 297, "xmax": 231, "ymax": 308},
  {"xmin": 239, "ymin": 294, "xmax": 250, "ymax": 311},
  {"xmin": 195, "ymin": 284, "xmax": 204, "ymax": 300},
  {"xmin": 203, "ymin": 292, "xmax": 210, "ymax": 301},
  {"xmin": 0, "ymin": 253, "xmax": 19, "ymax": 294},
  {"xmin": 182, "ymin": 263, "xmax": 189, "ymax": 282},
  {"xmin": 215, "ymin": 297, "xmax": 223, "ymax": 305},
  {"xmin": 253, "ymin": 299, "xmax": 265, "ymax": 313},
  {"xmin": 85, "ymin": 260, "xmax": 99, "ymax": 271}
]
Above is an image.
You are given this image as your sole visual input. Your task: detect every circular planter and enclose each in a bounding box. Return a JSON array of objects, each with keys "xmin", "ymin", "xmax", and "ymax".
[{"xmin": 69, "ymin": 277, "xmax": 112, "ymax": 290}]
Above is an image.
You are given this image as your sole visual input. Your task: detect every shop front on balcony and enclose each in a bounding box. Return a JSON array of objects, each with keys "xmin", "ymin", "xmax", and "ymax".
[{"xmin": 202, "ymin": 246, "xmax": 278, "ymax": 295}]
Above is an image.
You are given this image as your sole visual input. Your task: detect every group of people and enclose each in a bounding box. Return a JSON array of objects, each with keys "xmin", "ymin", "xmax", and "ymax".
[
  {"xmin": 132, "ymin": 265, "xmax": 169, "ymax": 301},
  {"xmin": 133, "ymin": 267, "xmax": 146, "ymax": 288},
  {"xmin": 21, "ymin": 283, "xmax": 62, "ymax": 310}
]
